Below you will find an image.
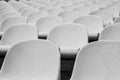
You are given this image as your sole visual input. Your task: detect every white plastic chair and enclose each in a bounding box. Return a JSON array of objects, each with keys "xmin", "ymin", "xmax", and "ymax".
[
  {"xmin": 58, "ymin": 11, "xmax": 79, "ymax": 23},
  {"xmin": 74, "ymin": 15, "xmax": 103, "ymax": 38},
  {"xmin": 70, "ymin": 41, "xmax": 120, "ymax": 80},
  {"xmin": 47, "ymin": 7, "xmax": 64, "ymax": 16},
  {"xmin": 61, "ymin": 5, "xmax": 75, "ymax": 11},
  {"xmin": 39, "ymin": 5, "xmax": 53, "ymax": 11},
  {"xmin": 36, "ymin": 16, "xmax": 63, "ymax": 38},
  {"xmin": 26, "ymin": 1, "xmax": 43, "ymax": 9},
  {"xmin": 8, "ymin": 0, "xmax": 29, "ymax": 11},
  {"xmin": 0, "ymin": 12, "xmax": 20, "ymax": 23},
  {"xmin": 90, "ymin": 11, "xmax": 113, "ymax": 26},
  {"xmin": 86, "ymin": 4, "xmax": 100, "ymax": 12},
  {"xmin": 73, "ymin": 7, "xmax": 90, "ymax": 17},
  {"xmin": 52, "ymin": 2, "xmax": 64, "ymax": 8},
  {"xmin": 0, "ymin": 40, "xmax": 60, "ymax": 80},
  {"xmin": 27, "ymin": 11, "xmax": 49, "ymax": 24},
  {"xmin": 21, "ymin": 9, "xmax": 38, "ymax": 17},
  {"xmin": 0, "ymin": 24, "xmax": 38, "ymax": 57},
  {"xmin": 99, "ymin": 23, "xmax": 120, "ymax": 41},
  {"xmin": 47, "ymin": 23, "xmax": 88, "ymax": 58},
  {"xmin": 0, "ymin": 24, "xmax": 38, "ymax": 46},
  {"xmin": 72, "ymin": 2, "xmax": 85, "ymax": 8},
  {"xmin": 19, "ymin": 6, "xmax": 34, "ymax": 14},
  {"xmin": 0, "ymin": 17, "xmax": 26, "ymax": 32},
  {"xmin": 0, "ymin": 8, "xmax": 16, "ymax": 16},
  {"xmin": 99, "ymin": 6, "xmax": 119, "ymax": 18}
]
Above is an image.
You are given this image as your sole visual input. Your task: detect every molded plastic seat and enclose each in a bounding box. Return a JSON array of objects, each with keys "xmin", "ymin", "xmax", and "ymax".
[
  {"xmin": 0, "ymin": 40, "xmax": 60, "ymax": 80},
  {"xmin": 39, "ymin": 5, "xmax": 53, "ymax": 11},
  {"xmin": 99, "ymin": 6, "xmax": 119, "ymax": 18},
  {"xmin": 47, "ymin": 23, "xmax": 88, "ymax": 58},
  {"xmin": 0, "ymin": 17, "xmax": 26, "ymax": 32},
  {"xmin": 61, "ymin": 5, "xmax": 75, "ymax": 11},
  {"xmin": 36, "ymin": 16, "xmax": 63, "ymax": 38},
  {"xmin": 0, "ymin": 24, "xmax": 38, "ymax": 57},
  {"xmin": 58, "ymin": 11, "xmax": 79, "ymax": 23},
  {"xmin": 0, "ymin": 8, "xmax": 16, "ymax": 16},
  {"xmin": 99, "ymin": 23, "xmax": 120, "ymax": 41},
  {"xmin": 27, "ymin": 11, "xmax": 49, "ymax": 24},
  {"xmin": 47, "ymin": 7, "xmax": 64, "ymax": 16},
  {"xmin": 72, "ymin": 2, "xmax": 85, "ymax": 8},
  {"xmin": 74, "ymin": 15, "xmax": 103, "ymax": 38},
  {"xmin": 19, "ymin": 6, "xmax": 35, "ymax": 14},
  {"xmin": 73, "ymin": 7, "xmax": 90, "ymax": 16},
  {"xmin": 21, "ymin": 9, "xmax": 38, "ymax": 17},
  {"xmin": 87, "ymin": 4, "xmax": 100, "ymax": 11},
  {"xmin": 0, "ymin": 24, "xmax": 38, "ymax": 46},
  {"xmin": 70, "ymin": 41, "xmax": 120, "ymax": 80},
  {"xmin": 0, "ymin": 12, "xmax": 20, "ymax": 23},
  {"xmin": 52, "ymin": 3, "xmax": 64, "ymax": 8},
  {"xmin": 25, "ymin": 1, "xmax": 43, "ymax": 9},
  {"xmin": 90, "ymin": 11, "xmax": 113, "ymax": 26},
  {"xmin": 8, "ymin": 0, "xmax": 29, "ymax": 11}
]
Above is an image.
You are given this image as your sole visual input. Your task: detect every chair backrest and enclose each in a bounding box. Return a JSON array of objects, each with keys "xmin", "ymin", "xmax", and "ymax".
[
  {"xmin": 86, "ymin": 4, "xmax": 100, "ymax": 12},
  {"xmin": 61, "ymin": 5, "xmax": 75, "ymax": 11},
  {"xmin": 74, "ymin": 15, "xmax": 103, "ymax": 36},
  {"xmin": 21, "ymin": 9, "xmax": 38, "ymax": 17},
  {"xmin": 19, "ymin": 6, "xmax": 34, "ymax": 14},
  {"xmin": 99, "ymin": 23, "xmax": 120, "ymax": 41},
  {"xmin": 73, "ymin": 7, "xmax": 90, "ymax": 16},
  {"xmin": 47, "ymin": 7, "xmax": 64, "ymax": 16},
  {"xmin": 70, "ymin": 41, "xmax": 120, "ymax": 80},
  {"xmin": 36, "ymin": 16, "xmax": 63, "ymax": 36},
  {"xmin": 0, "ymin": 17, "xmax": 26, "ymax": 32},
  {"xmin": 0, "ymin": 24, "xmax": 38, "ymax": 46},
  {"xmin": 0, "ymin": 40, "xmax": 60, "ymax": 80},
  {"xmin": 0, "ymin": 8, "xmax": 16, "ymax": 16},
  {"xmin": 26, "ymin": 1, "xmax": 42, "ymax": 9},
  {"xmin": 99, "ymin": 6, "xmax": 119, "ymax": 18},
  {"xmin": 72, "ymin": 2, "xmax": 85, "ymax": 8},
  {"xmin": 90, "ymin": 11, "xmax": 113, "ymax": 26},
  {"xmin": 27, "ymin": 11, "xmax": 49, "ymax": 24},
  {"xmin": 8, "ymin": 0, "xmax": 29, "ymax": 11},
  {"xmin": 39, "ymin": 5, "xmax": 53, "ymax": 11},
  {"xmin": 47, "ymin": 23, "xmax": 88, "ymax": 49},
  {"xmin": 0, "ymin": 12, "xmax": 20, "ymax": 23},
  {"xmin": 58, "ymin": 11, "xmax": 79, "ymax": 23}
]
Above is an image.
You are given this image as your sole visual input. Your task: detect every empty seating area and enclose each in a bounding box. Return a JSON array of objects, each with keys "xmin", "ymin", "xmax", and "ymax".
[{"xmin": 0, "ymin": 0, "xmax": 120, "ymax": 80}]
